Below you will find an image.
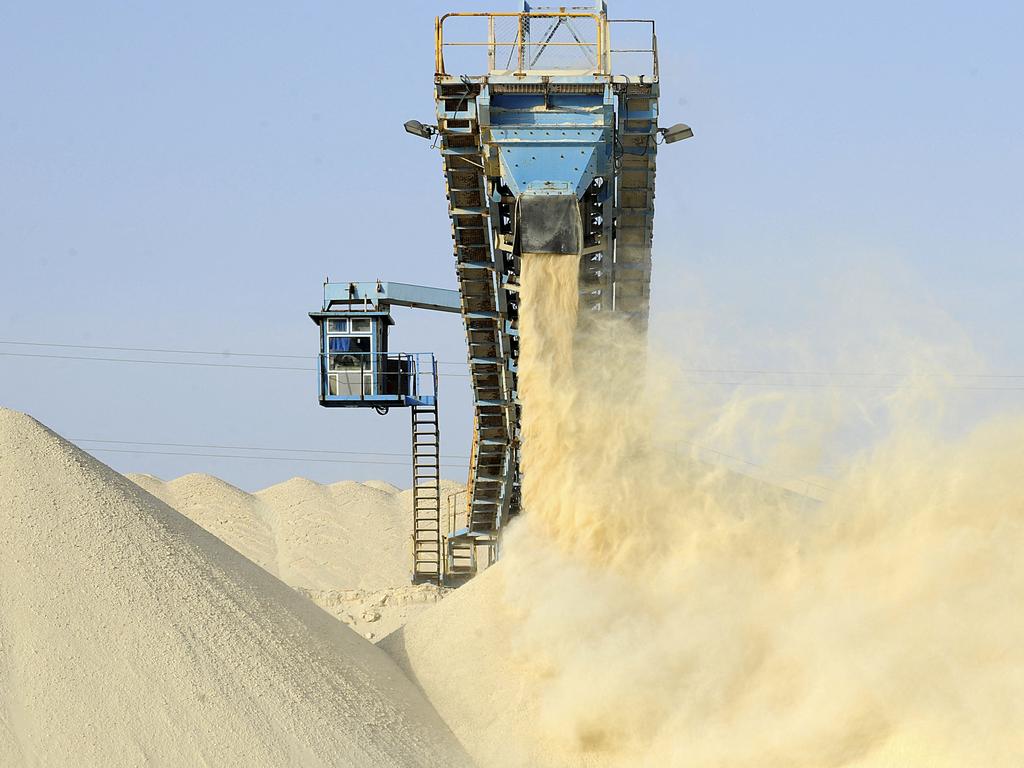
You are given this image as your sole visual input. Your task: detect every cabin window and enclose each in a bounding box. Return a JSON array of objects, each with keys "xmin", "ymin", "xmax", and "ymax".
[
  {"xmin": 350, "ymin": 318, "xmax": 372, "ymax": 334},
  {"xmin": 328, "ymin": 336, "xmax": 371, "ymax": 370},
  {"xmin": 327, "ymin": 318, "xmax": 348, "ymax": 333}
]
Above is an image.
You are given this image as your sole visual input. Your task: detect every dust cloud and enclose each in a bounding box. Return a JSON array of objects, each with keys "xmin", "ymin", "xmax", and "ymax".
[{"xmin": 509, "ymin": 252, "xmax": 1024, "ymax": 766}]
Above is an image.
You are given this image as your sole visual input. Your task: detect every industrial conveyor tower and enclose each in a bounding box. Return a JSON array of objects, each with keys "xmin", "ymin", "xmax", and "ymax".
[{"xmin": 408, "ymin": 2, "xmax": 689, "ymax": 568}]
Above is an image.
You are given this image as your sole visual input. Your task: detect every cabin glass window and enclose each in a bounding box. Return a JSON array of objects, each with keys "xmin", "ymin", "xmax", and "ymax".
[
  {"xmin": 327, "ymin": 318, "xmax": 348, "ymax": 333},
  {"xmin": 328, "ymin": 336, "xmax": 371, "ymax": 371},
  {"xmin": 350, "ymin": 318, "xmax": 372, "ymax": 334}
]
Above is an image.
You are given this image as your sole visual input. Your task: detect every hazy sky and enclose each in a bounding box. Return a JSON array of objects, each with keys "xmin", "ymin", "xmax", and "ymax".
[{"xmin": 2, "ymin": 1, "xmax": 1021, "ymax": 491}]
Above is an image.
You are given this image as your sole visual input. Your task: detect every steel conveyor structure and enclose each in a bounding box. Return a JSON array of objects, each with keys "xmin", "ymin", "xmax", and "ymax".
[{"xmin": 410, "ymin": 2, "xmax": 689, "ymax": 572}]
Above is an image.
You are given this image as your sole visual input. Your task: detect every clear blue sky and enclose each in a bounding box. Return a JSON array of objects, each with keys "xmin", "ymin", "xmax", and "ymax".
[{"xmin": 2, "ymin": 1, "xmax": 1021, "ymax": 490}]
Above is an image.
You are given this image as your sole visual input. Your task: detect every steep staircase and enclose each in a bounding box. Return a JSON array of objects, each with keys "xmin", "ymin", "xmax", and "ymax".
[
  {"xmin": 435, "ymin": 81, "xmax": 518, "ymax": 539},
  {"xmin": 613, "ymin": 83, "xmax": 660, "ymax": 329},
  {"xmin": 411, "ymin": 402, "xmax": 442, "ymax": 582}
]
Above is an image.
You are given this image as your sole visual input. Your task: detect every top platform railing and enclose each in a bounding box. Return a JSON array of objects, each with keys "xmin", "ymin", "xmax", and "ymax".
[{"xmin": 435, "ymin": 12, "xmax": 657, "ymax": 79}]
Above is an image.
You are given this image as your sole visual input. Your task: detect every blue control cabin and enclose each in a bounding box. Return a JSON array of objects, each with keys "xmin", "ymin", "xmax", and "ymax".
[
  {"xmin": 309, "ymin": 281, "xmax": 459, "ymax": 410},
  {"xmin": 309, "ymin": 280, "xmax": 461, "ymax": 584}
]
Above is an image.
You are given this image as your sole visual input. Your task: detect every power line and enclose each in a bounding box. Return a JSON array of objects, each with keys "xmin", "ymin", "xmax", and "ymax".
[
  {"xmin": 0, "ymin": 339, "xmax": 313, "ymax": 359},
  {"xmin": 4, "ymin": 339, "xmax": 1024, "ymax": 379},
  {"xmin": 7, "ymin": 351, "xmax": 1023, "ymax": 390},
  {"xmin": 4, "ymin": 340, "xmax": 1024, "ymax": 390},
  {"xmin": 1, "ymin": 351, "xmax": 309, "ymax": 371},
  {"xmin": 5, "ymin": 340, "xmax": 1024, "ymax": 379},
  {"xmin": 72, "ymin": 432, "xmax": 827, "ymax": 495},
  {"xmin": 77, "ymin": 438, "xmax": 813, "ymax": 489},
  {"xmin": 0, "ymin": 351, "xmax": 472, "ymax": 377},
  {"xmin": 82, "ymin": 441, "xmax": 817, "ymax": 495},
  {"xmin": 74, "ymin": 435, "xmax": 824, "ymax": 489},
  {"xmin": 674, "ymin": 439, "xmax": 835, "ymax": 494},
  {"xmin": 73, "ymin": 437, "xmax": 470, "ymax": 461},
  {"xmin": 84, "ymin": 446, "xmax": 470, "ymax": 469},
  {"xmin": 0, "ymin": 339, "xmax": 468, "ymax": 366},
  {"xmin": 78, "ymin": 439, "xmax": 823, "ymax": 497}
]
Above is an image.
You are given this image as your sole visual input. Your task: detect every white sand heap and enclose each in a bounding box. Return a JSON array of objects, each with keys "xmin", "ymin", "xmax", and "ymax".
[
  {"xmin": 131, "ymin": 471, "xmax": 280, "ymax": 576},
  {"xmin": 0, "ymin": 408, "xmax": 472, "ymax": 768},
  {"xmin": 127, "ymin": 473, "xmax": 464, "ymax": 593},
  {"xmin": 382, "ymin": 566, "xmax": 521, "ymax": 764},
  {"xmin": 125, "ymin": 472, "xmax": 463, "ymax": 640}
]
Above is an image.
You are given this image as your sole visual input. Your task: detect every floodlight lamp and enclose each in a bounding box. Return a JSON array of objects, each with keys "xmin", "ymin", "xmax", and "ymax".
[
  {"xmin": 660, "ymin": 123, "xmax": 694, "ymax": 144},
  {"xmin": 404, "ymin": 120, "xmax": 437, "ymax": 139}
]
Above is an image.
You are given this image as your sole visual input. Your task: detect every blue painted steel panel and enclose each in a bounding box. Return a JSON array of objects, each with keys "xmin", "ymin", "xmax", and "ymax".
[
  {"xmin": 322, "ymin": 282, "xmax": 460, "ymax": 313},
  {"xmin": 484, "ymin": 89, "xmax": 614, "ymax": 198},
  {"xmin": 319, "ymin": 394, "xmax": 436, "ymax": 407}
]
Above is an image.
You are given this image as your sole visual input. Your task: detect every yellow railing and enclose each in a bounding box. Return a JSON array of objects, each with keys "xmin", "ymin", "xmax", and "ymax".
[
  {"xmin": 435, "ymin": 12, "xmax": 610, "ymax": 76},
  {"xmin": 446, "ymin": 487, "xmax": 469, "ymax": 538}
]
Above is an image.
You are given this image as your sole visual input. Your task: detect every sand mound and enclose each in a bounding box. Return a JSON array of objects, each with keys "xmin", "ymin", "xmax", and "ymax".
[
  {"xmin": 127, "ymin": 472, "xmax": 280, "ymax": 575},
  {"xmin": 125, "ymin": 473, "xmax": 438, "ymax": 592},
  {"xmin": 257, "ymin": 476, "xmax": 409, "ymax": 590},
  {"xmin": 125, "ymin": 472, "xmax": 465, "ymax": 640},
  {"xmin": 303, "ymin": 583, "xmax": 447, "ymax": 643},
  {"xmin": 125, "ymin": 471, "xmax": 166, "ymax": 497},
  {"xmin": 396, "ymin": 478, "xmax": 466, "ymax": 516},
  {"xmin": 363, "ymin": 480, "xmax": 402, "ymax": 494},
  {"xmin": 0, "ymin": 408, "xmax": 472, "ymax": 767},
  {"xmin": 382, "ymin": 566, "xmax": 528, "ymax": 766},
  {"xmin": 170, "ymin": 472, "xmax": 279, "ymax": 575}
]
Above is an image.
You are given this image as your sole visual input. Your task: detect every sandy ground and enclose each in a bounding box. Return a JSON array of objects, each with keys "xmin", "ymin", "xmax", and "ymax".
[
  {"xmin": 0, "ymin": 407, "xmax": 472, "ymax": 767},
  {"xmin": 299, "ymin": 584, "xmax": 447, "ymax": 642},
  {"xmin": 381, "ymin": 565, "xmax": 536, "ymax": 767},
  {"xmin": 126, "ymin": 472, "xmax": 463, "ymax": 639}
]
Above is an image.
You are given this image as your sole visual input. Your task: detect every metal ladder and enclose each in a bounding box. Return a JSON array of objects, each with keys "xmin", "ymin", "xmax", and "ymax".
[
  {"xmin": 613, "ymin": 82, "xmax": 660, "ymax": 330},
  {"xmin": 443, "ymin": 489, "xmax": 477, "ymax": 583},
  {"xmin": 411, "ymin": 402, "xmax": 442, "ymax": 582},
  {"xmin": 436, "ymin": 81, "xmax": 518, "ymax": 538},
  {"xmin": 446, "ymin": 538, "xmax": 477, "ymax": 582}
]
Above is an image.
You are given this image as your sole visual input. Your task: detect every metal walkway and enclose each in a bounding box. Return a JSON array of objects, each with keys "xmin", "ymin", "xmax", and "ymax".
[
  {"xmin": 422, "ymin": 8, "xmax": 675, "ymax": 567},
  {"xmin": 436, "ymin": 81, "xmax": 520, "ymax": 542},
  {"xmin": 612, "ymin": 83, "xmax": 659, "ymax": 329},
  {"xmin": 434, "ymin": 80, "xmax": 661, "ymax": 550}
]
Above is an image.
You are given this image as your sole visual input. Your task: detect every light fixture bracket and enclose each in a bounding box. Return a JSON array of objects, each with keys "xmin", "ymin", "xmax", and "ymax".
[
  {"xmin": 404, "ymin": 120, "xmax": 438, "ymax": 140},
  {"xmin": 659, "ymin": 122, "xmax": 694, "ymax": 144}
]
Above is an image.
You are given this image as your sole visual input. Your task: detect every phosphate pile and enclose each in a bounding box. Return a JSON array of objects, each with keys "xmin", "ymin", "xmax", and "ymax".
[
  {"xmin": 127, "ymin": 472, "xmax": 462, "ymax": 639},
  {"xmin": 0, "ymin": 408, "xmax": 471, "ymax": 767},
  {"xmin": 385, "ymin": 254, "xmax": 1024, "ymax": 767}
]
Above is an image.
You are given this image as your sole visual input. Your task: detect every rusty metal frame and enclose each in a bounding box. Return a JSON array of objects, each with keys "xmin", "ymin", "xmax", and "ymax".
[
  {"xmin": 607, "ymin": 18, "xmax": 659, "ymax": 81},
  {"xmin": 435, "ymin": 11, "xmax": 610, "ymax": 76}
]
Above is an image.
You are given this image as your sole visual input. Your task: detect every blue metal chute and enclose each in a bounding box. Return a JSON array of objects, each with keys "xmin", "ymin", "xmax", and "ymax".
[{"xmin": 488, "ymin": 109, "xmax": 609, "ymax": 199}]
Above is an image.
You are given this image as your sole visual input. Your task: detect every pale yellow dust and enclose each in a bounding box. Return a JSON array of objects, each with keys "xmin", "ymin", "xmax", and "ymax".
[{"xmin": 506, "ymin": 252, "xmax": 1024, "ymax": 767}]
